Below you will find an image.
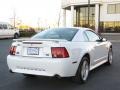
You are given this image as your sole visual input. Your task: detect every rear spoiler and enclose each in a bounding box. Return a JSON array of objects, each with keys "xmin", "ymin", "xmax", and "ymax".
[
  {"xmin": 13, "ymin": 39, "xmax": 67, "ymax": 42},
  {"xmin": 13, "ymin": 38, "xmax": 30, "ymax": 42}
]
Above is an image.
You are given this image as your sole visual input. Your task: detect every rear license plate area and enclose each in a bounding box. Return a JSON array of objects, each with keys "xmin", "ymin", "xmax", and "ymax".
[{"xmin": 27, "ymin": 47, "xmax": 39, "ymax": 55}]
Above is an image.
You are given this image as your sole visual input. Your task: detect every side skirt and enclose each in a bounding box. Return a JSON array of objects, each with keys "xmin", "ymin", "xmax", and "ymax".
[{"xmin": 90, "ymin": 59, "xmax": 108, "ymax": 71}]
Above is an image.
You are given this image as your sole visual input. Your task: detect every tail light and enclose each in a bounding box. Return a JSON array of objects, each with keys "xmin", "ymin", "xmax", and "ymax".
[
  {"xmin": 51, "ymin": 47, "xmax": 69, "ymax": 58},
  {"xmin": 9, "ymin": 46, "xmax": 16, "ymax": 55}
]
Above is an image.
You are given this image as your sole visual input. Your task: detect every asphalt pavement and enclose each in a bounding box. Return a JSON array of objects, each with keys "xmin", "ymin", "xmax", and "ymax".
[{"xmin": 0, "ymin": 39, "xmax": 120, "ymax": 90}]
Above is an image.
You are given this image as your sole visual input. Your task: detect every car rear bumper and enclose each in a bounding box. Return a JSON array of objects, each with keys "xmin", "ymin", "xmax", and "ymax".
[{"xmin": 7, "ymin": 55, "xmax": 78, "ymax": 77}]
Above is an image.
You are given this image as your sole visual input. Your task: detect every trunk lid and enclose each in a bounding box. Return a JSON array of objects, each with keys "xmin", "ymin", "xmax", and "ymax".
[{"xmin": 14, "ymin": 39, "xmax": 67, "ymax": 58}]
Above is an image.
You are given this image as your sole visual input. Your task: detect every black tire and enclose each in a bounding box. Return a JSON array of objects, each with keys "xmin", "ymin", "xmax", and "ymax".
[
  {"xmin": 14, "ymin": 33, "xmax": 19, "ymax": 39},
  {"xmin": 23, "ymin": 74, "xmax": 36, "ymax": 77},
  {"xmin": 72, "ymin": 57, "xmax": 90, "ymax": 84},
  {"xmin": 106, "ymin": 47, "xmax": 113, "ymax": 65}
]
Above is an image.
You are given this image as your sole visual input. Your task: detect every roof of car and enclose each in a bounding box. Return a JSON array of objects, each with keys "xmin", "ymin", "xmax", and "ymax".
[{"xmin": 0, "ymin": 22, "xmax": 9, "ymax": 24}]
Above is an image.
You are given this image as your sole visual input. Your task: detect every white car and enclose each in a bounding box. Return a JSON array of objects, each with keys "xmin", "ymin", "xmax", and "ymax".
[
  {"xmin": 7, "ymin": 27, "xmax": 113, "ymax": 83},
  {"xmin": 0, "ymin": 22, "xmax": 19, "ymax": 39}
]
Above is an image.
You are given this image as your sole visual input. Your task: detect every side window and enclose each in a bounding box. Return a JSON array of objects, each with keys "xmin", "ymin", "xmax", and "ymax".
[
  {"xmin": 83, "ymin": 32, "xmax": 89, "ymax": 41},
  {"xmin": 8, "ymin": 24, "xmax": 14, "ymax": 29},
  {"xmin": 3, "ymin": 24, "xmax": 8, "ymax": 29},
  {"xmin": 85, "ymin": 30, "xmax": 100, "ymax": 42},
  {"xmin": 0, "ymin": 24, "xmax": 3, "ymax": 29}
]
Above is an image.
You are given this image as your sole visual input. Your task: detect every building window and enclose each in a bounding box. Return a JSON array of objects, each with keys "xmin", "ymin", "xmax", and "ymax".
[
  {"xmin": 116, "ymin": 4, "xmax": 120, "ymax": 13},
  {"xmin": 100, "ymin": 21, "xmax": 120, "ymax": 33},
  {"xmin": 107, "ymin": 4, "xmax": 116, "ymax": 14},
  {"xmin": 75, "ymin": 6, "xmax": 95, "ymax": 29},
  {"xmin": 107, "ymin": 4, "xmax": 120, "ymax": 14}
]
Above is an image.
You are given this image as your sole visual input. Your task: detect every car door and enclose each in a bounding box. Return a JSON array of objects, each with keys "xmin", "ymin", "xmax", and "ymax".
[
  {"xmin": 2, "ymin": 24, "xmax": 10, "ymax": 38},
  {"xmin": 0, "ymin": 24, "xmax": 6, "ymax": 38},
  {"xmin": 85, "ymin": 30, "xmax": 108, "ymax": 66},
  {"xmin": 7, "ymin": 24, "xmax": 15, "ymax": 37},
  {"xmin": 2, "ymin": 24, "xmax": 15, "ymax": 38}
]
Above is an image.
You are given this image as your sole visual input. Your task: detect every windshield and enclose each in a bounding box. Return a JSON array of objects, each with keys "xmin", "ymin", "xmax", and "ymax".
[{"xmin": 31, "ymin": 28, "xmax": 78, "ymax": 41}]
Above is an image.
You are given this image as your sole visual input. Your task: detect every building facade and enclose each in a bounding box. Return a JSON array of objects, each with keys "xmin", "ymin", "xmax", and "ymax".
[{"xmin": 62, "ymin": 0, "xmax": 120, "ymax": 33}]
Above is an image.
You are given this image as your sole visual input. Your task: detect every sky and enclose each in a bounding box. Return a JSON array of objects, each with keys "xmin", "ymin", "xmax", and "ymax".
[{"xmin": 0, "ymin": 0, "xmax": 61, "ymax": 27}]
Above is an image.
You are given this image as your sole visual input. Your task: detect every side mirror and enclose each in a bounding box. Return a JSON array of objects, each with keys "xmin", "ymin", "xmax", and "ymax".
[
  {"xmin": 9, "ymin": 27, "xmax": 14, "ymax": 29},
  {"xmin": 102, "ymin": 38, "xmax": 107, "ymax": 42},
  {"xmin": 96, "ymin": 38, "xmax": 107, "ymax": 42}
]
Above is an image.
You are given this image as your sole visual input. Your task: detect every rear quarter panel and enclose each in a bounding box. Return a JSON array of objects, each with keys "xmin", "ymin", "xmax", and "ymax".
[{"xmin": 59, "ymin": 42, "xmax": 93, "ymax": 74}]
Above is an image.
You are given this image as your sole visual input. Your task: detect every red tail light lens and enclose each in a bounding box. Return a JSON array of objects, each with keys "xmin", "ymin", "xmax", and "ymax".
[
  {"xmin": 51, "ymin": 47, "xmax": 69, "ymax": 58},
  {"xmin": 9, "ymin": 46, "xmax": 16, "ymax": 55}
]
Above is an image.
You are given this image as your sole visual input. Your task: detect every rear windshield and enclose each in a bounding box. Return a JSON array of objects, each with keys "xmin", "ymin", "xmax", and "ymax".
[{"xmin": 31, "ymin": 28, "xmax": 78, "ymax": 41}]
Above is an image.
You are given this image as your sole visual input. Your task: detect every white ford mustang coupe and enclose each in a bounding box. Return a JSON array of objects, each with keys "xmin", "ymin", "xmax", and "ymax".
[{"xmin": 7, "ymin": 27, "xmax": 113, "ymax": 83}]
